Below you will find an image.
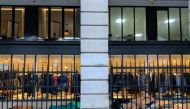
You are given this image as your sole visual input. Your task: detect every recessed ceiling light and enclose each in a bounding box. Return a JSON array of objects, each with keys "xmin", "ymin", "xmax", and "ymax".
[
  {"xmin": 135, "ymin": 34, "xmax": 142, "ymax": 37},
  {"xmin": 116, "ymin": 19, "xmax": 126, "ymax": 23},
  {"xmin": 164, "ymin": 19, "xmax": 175, "ymax": 24}
]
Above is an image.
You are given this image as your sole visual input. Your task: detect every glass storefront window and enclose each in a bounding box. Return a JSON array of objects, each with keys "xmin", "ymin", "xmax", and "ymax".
[
  {"xmin": 0, "ymin": 6, "xmax": 12, "ymax": 39},
  {"xmin": 36, "ymin": 55, "xmax": 48, "ymax": 71},
  {"xmin": 12, "ymin": 55, "xmax": 24, "ymax": 72},
  {"xmin": 62, "ymin": 55, "xmax": 74, "ymax": 71},
  {"xmin": 0, "ymin": 54, "xmax": 80, "ymax": 102},
  {"xmin": 25, "ymin": 55, "xmax": 35, "ymax": 72},
  {"xmin": 39, "ymin": 8, "xmax": 48, "ymax": 40},
  {"xmin": 0, "ymin": 55, "xmax": 11, "ymax": 71}
]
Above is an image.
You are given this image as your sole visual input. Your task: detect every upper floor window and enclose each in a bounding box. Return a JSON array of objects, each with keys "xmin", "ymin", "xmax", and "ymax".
[
  {"xmin": 0, "ymin": 6, "xmax": 80, "ymax": 41},
  {"xmin": 109, "ymin": 7, "xmax": 189, "ymax": 41},
  {"xmin": 110, "ymin": 7, "xmax": 146, "ymax": 41}
]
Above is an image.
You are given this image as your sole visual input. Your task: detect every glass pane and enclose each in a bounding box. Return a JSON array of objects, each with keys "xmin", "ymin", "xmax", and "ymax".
[
  {"xmin": 0, "ymin": 55, "xmax": 11, "ymax": 71},
  {"xmin": 181, "ymin": 8, "xmax": 189, "ymax": 41},
  {"xmin": 1, "ymin": 7, "xmax": 12, "ymax": 39},
  {"xmin": 64, "ymin": 8, "xmax": 74, "ymax": 39},
  {"xmin": 158, "ymin": 55, "xmax": 169, "ymax": 75},
  {"xmin": 62, "ymin": 55, "xmax": 74, "ymax": 71},
  {"xmin": 123, "ymin": 55, "xmax": 135, "ymax": 73},
  {"xmin": 51, "ymin": 7, "xmax": 62, "ymax": 40},
  {"xmin": 123, "ymin": 8, "xmax": 134, "ymax": 41},
  {"xmin": 148, "ymin": 55, "xmax": 158, "ymax": 67},
  {"xmin": 169, "ymin": 8, "xmax": 180, "ymax": 40},
  {"xmin": 15, "ymin": 7, "xmax": 25, "ymax": 40},
  {"xmin": 36, "ymin": 55, "xmax": 48, "ymax": 71},
  {"xmin": 157, "ymin": 11, "xmax": 169, "ymax": 41},
  {"xmin": 171, "ymin": 55, "xmax": 181, "ymax": 67},
  {"xmin": 39, "ymin": 8, "xmax": 48, "ymax": 40},
  {"xmin": 25, "ymin": 55, "xmax": 35, "ymax": 72},
  {"xmin": 110, "ymin": 8, "xmax": 122, "ymax": 41},
  {"xmin": 135, "ymin": 8, "xmax": 146, "ymax": 41},
  {"xmin": 136, "ymin": 55, "xmax": 147, "ymax": 67},
  {"xmin": 13, "ymin": 55, "xmax": 24, "ymax": 72},
  {"xmin": 75, "ymin": 8, "xmax": 80, "ymax": 39},
  {"xmin": 110, "ymin": 55, "xmax": 122, "ymax": 72},
  {"xmin": 75, "ymin": 55, "xmax": 80, "ymax": 72},
  {"xmin": 158, "ymin": 55, "xmax": 169, "ymax": 67},
  {"xmin": 49, "ymin": 55, "xmax": 61, "ymax": 71}
]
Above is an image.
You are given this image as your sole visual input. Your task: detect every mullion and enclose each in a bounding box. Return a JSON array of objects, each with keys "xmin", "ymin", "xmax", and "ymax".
[
  {"xmin": 0, "ymin": 6, "xmax": 1, "ymax": 37},
  {"xmin": 12, "ymin": 6, "xmax": 15, "ymax": 40},
  {"xmin": 121, "ymin": 7, "xmax": 123, "ymax": 41},
  {"xmin": 168, "ymin": 8, "xmax": 170, "ymax": 41},
  {"xmin": 179, "ymin": 8, "xmax": 182, "ymax": 41},
  {"xmin": 73, "ymin": 8, "xmax": 75, "ymax": 40},
  {"xmin": 62, "ymin": 7, "xmax": 65, "ymax": 39},
  {"xmin": 133, "ymin": 7, "xmax": 135, "ymax": 41},
  {"xmin": 48, "ymin": 7, "xmax": 51, "ymax": 40}
]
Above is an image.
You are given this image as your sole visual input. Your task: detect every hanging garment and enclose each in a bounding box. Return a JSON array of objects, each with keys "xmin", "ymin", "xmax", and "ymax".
[{"xmin": 57, "ymin": 74, "xmax": 68, "ymax": 92}]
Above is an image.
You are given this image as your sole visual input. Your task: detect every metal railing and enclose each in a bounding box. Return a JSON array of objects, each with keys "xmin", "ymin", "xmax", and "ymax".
[
  {"xmin": 110, "ymin": 65, "xmax": 190, "ymax": 109},
  {"xmin": 0, "ymin": 69, "xmax": 80, "ymax": 109}
]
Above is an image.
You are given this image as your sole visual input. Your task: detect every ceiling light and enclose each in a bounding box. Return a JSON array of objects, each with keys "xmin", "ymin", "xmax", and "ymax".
[
  {"xmin": 135, "ymin": 34, "xmax": 142, "ymax": 37},
  {"xmin": 116, "ymin": 19, "xmax": 126, "ymax": 23},
  {"xmin": 164, "ymin": 19, "xmax": 175, "ymax": 24}
]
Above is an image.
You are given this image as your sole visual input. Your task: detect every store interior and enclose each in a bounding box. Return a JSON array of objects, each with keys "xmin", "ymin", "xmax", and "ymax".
[{"xmin": 110, "ymin": 55, "xmax": 190, "ymax": 108}]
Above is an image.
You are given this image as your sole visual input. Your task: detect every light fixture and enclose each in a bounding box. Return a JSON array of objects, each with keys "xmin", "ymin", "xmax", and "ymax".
[
  {"xmin": 116, "ymin": 19, "xmax": 126, "ymax": 23},
  {"xmin": 135, "ymin": 34, "xmax": 143, "ymax": 37},
  {"xmin": 164, "ymin": 19, "xmax": 176, "ymax": 24}
]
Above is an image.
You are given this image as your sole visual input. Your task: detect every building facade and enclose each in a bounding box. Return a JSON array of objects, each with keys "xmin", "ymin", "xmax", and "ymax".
[{"xmin": 0, "ymin": 0, "xmax": 189, "ymax": 109}]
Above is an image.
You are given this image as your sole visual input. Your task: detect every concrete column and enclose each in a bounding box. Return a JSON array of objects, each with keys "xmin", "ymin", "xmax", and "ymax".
[{"xmin": 80, "ymin": 0, "xmax": 109, "ymax": 109}]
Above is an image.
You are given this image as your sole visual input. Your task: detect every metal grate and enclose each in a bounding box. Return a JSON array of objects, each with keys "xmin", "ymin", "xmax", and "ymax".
[
  {"xmin": 110, "ymin": 55, "xmax": 190, "ymax": 109},
  {"xmin": 0, "ymin": 55, "xmax": 80, "ymax": 109}
]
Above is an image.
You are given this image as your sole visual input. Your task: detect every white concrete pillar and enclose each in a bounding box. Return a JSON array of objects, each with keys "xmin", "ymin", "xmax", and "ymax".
[{"xmin": 80, "ymin": 0, "xmax": 109, "ymax": 109}]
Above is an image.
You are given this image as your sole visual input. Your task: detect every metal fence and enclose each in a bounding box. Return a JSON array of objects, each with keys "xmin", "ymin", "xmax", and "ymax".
[
  {"xmin": 0, "ymin": 68, "xmax": 80, "ymax": 109},
  {"xmin": 110, "ymin": 65, "xmax": 190, "ymax": 109}
]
